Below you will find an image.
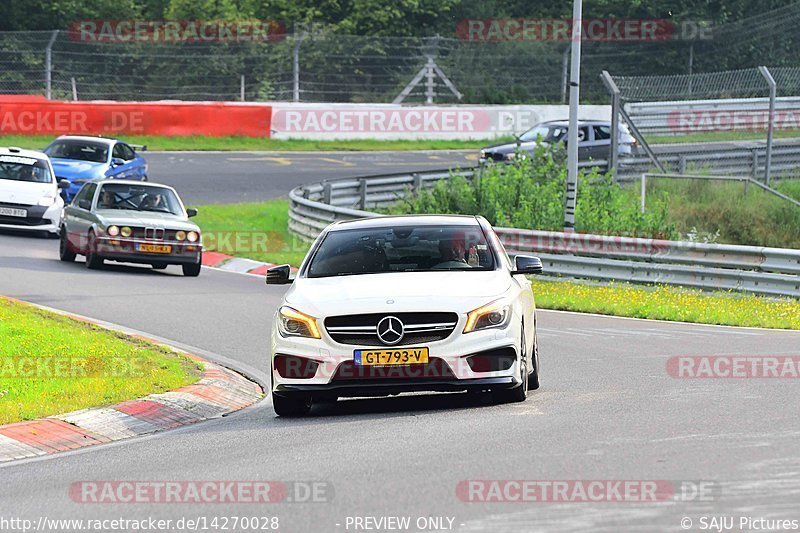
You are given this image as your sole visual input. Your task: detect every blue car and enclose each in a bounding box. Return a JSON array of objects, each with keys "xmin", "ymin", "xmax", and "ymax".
[{"xmin": 43, "ymin": 136, "xmax": 148, "ymax": 202}]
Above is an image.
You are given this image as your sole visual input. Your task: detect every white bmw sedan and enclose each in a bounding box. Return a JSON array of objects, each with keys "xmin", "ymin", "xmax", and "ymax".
[{"xmin": 266, "ymin": 215, "xmax": 542, "ymax": 416}]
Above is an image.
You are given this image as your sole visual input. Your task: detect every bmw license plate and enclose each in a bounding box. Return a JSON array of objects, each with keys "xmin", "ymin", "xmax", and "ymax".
[
  {"xmin": 137, "ymin": 244, "xmax": 172, "ymax": 254},
  {"xmin": 354, "ymin": 348, "xmax": 429, "ymax": 366},
  {"xmin": 0, "ymin": 207, "xmax": 26, "ymax": 218}
]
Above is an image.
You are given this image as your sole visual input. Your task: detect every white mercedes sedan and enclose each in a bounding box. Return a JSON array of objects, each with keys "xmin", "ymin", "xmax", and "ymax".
[{"xmin": 266, "ymin": 215, "xmax": 543, "ymax": 416}]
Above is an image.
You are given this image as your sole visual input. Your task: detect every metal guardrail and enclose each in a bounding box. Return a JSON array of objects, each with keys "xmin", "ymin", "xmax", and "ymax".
[
  {"xmin": 626, "ymin": 97, "xmax": 800, "ymax": 137},
  {"xmin": 288, "ymin": 168, "xmax": 800, "ymax": 298}
]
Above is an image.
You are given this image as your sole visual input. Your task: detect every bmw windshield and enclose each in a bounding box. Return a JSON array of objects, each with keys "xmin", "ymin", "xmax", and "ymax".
[
  {"xmin": 306, "ymin": 225, "xmax": 497, "ymax": 278},
  {"xmin": 97, "ymin": 183, "xmax": 184, "ymax": 216}
]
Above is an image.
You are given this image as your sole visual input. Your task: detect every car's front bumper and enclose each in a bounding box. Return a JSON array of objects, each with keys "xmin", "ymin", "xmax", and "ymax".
[
  {"xmin": 270, "ymin": 315, "xmax": 523, "ymax": 397},
  {"xmin": 95, "ymin": 236, "xmax": 202, "ymax": 265},
  {"xmin": 0, "ymin": 202, "xmax": 62, "ymax": 234}
]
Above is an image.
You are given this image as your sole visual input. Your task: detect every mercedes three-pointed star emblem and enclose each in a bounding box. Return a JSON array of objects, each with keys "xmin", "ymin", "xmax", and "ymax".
[{"xmin": 376, "ymin": 315, "xmax": 404, "ymax": 346}]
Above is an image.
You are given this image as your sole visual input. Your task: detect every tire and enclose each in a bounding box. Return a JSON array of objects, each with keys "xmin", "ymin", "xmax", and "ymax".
[
  {"xmin": 85, "ymin": 231, "xmax": 104, "ymax": 270},
  {"xmin": 59, "ymin": 229, "xmax": 76, "ymax": 262},
  {"xmin": 494, "ymin": 329, "xmax": 529, "ymax": 404},
  {"xmin": 182, "ymin": 261, "xmax": 201, "ymax": 277},
  {"xmin": 528, "ymin": 330, "xmax": 540, "ymax": 390},
  {"xmin": 272, "ymin": 391, "xmax": 312, "ymax": 417}
]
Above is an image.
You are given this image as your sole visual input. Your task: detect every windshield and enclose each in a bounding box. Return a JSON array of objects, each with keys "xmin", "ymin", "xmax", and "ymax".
[
  {"xmin": 44, "ymin": 140, "xmax": 109, "ymax": 163},
  {"xmin": 0, "ymin": 155, "xmax": 53, "ymax": 183},
  {"xmin": 97, "ymin": 183, "xmax": 184, "ymax": 216},
  {"xmin": 307, "ymin": 225, "xmax": 496, "ymax": 278},
  {"xmin": 519, "ymin": 124, "xmax": 568, "ymax": 143}
]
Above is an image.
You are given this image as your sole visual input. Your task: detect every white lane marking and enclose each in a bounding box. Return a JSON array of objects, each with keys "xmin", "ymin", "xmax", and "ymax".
[{"xmin": 539, "ymin": 308, "xmax": 800, "ymax": 334}]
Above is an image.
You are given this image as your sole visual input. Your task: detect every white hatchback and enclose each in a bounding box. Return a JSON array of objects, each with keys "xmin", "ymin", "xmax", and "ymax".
[
  {"xmin": 0, "ymin": 147, "xmax": 68, "ymax": 236},
  {"xmin": 266, "ymin": 215, "xmax": 543, "ymax": 416}
]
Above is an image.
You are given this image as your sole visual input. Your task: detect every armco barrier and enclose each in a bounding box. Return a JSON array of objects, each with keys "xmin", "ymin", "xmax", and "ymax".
[
  {"xmin": 0, "ymin": 96, "xmax": 272, "ymax": 137},
  {"xmin": 288, "ymin": 168, "xmax": 800, "ymax": 298}
]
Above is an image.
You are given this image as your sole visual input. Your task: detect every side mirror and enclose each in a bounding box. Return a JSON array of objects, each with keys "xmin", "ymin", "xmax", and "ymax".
[
  {"xmin": 58, "ymin": 179, "xmax": 71, "ymax": 189},
  {"xmin": 78, "ymin": 199, "xmax": 91, "ymax": 210},
  {"xmin": 186, "ymin": 208, "xmax": 198, "ymax": 218},
  {"xmin": 111, "ymin": 157, "xmax": 125, "ymax": 167},
  {"xmin": 511, "ymin": 255, "xmax": 543, "ymax": 275},
  {"xmin": 266, "ymin": 264, "xmax": 292, "ymax": 285}
]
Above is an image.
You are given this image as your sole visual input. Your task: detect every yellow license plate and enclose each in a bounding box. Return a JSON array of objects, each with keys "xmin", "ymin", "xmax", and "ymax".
[
  {"xmin": 137, "ymin": 244, "xmax": 172, "ymax": 254},
  {"xmin": 354, "ymin": 347, "xmax": 429, "ymax": 366}
]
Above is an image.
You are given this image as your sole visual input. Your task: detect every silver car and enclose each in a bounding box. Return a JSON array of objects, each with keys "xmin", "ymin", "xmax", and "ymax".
[{"xmin": 59, "ymin": 180, "xmax": 203, "ymax": 276}]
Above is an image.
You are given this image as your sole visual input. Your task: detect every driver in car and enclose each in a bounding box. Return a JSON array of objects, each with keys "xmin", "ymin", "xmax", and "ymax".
[
  {"xmin": 434, "ymin": 235, "xmax": 469, "ymax": 269},
  {"xmin": 141, "ymin": 193, "xmax": 165, "ymax": 211},
  {"xmin": 98, "ymin": 190, "xmax": 116, "ymax": 208}
]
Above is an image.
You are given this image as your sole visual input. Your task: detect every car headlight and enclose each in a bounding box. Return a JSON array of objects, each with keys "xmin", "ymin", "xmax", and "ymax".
[
  {"xmin": 120, "ymin": 226, "xmax": 132, "ymax": 237},
  {"xmin": 37, "ymin": 195, "xmax": 56, "ymax": 207},
  {"xmin": 277, "ymin": 306, "xmax": 321, "ymax": 339},
  {"xmin": 464, "ymin": 300, "xmax": 511, "ymax": 333},
  {"xmin": 187, "ymin": 231, "xmax": 199, "ymax": 242},
  {"xmin": 479, "ymin": 150, "xmax": 486, "ymax": 159},
  {"xmin": 107, "ymin": 225, "xmax": 120, "ymax": 236},
  {"xmin": 175, "ymin": 230, "xmax": 187, "ymax": 241}
]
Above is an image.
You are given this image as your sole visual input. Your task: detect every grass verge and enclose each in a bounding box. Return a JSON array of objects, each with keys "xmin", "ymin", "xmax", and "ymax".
[
  {"xmin": 0, "ymin": 135, "xmax": 486, "ymax": 152},
  {"xmin": 531, "ymin": 278, "xmax": 800, "ymax": 330},
  {"xmin": 192, "ymin": 198, "xmax": 310, "ymax": 266},
  {"xmin": 0, "ymin": 298, "xmax": 203, "ymax": 425}
]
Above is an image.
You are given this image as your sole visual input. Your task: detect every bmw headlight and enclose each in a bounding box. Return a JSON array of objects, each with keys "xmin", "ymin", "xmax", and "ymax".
[
  {"xmin": 107, "ymin": 225, "xmax": 120, "ymax": 236},
  {"xmin": 464, "ymin": 300, "xmax": 511, "ymax": 333},
  {"xmin": 175, "ymin": 231, "xmax": 187, "ymax": 241},
  {"xmin": 277, "ymin": 306, "xmax": 321, "ymax": 339},
  {"xmin": 187, "ymin": 231, "xmax": 199, "ymax": 243},
  {"xmin": 120, "ymin": 226, "xmax": 132, "ymax": 237}
]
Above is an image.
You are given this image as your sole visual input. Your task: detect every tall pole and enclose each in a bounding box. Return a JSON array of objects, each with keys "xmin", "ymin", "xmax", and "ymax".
[
  {"xmin": 564, "ymin": 0, "xmax": 582, "ymax": 232},
  {"xmin": 293, "ymin": 32, "xmax": 306, "ymax": 102},
  {"xmin": 758, "ymin": 66, "xmax": 776, "ymax": 185},
  {"xmin": 45, "ymin": 30, "xmax": 59, "ymax": 99}
]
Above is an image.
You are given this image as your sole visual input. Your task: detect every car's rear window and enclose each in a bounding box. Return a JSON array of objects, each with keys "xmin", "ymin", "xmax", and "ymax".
[
  {"xmin": 0, "ymin": 155, "xmax": 52, "ymax": 183},
  {"xmin": 306, "ymin": 224, "xmax": 496, "ymax": 278}
]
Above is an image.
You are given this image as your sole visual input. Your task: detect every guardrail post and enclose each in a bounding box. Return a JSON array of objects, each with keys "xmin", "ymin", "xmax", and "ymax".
[
  {"xmin": 640, "ymin": 174, "xmax": 647, "ymax": 214},
  {"xmin": 323, "ymin": 182, "xmax": 332, "ymax": 204},
  {"xmin": 751, "ymin": 149, "xmax": 759, "ymax": 179},
  {"xmin": 678, "ymin": 155, "xmax": 687, "ymax": 175},
  {"xmin": 358, "ymin": 179, "xmax": 367, "ymax": 210},
  {"xmin": 412, "ymin": 173, "xmax": 422, "ymax": 194}
]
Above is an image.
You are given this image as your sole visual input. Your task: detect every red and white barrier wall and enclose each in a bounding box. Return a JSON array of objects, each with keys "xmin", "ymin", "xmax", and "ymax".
[
  {"xmin": 0, "ymin": 96, "xmax": 610, "ymax": 140},
  {"xmin": 0, "ymin": 95, "xmax": 272, "ymax": 137}
]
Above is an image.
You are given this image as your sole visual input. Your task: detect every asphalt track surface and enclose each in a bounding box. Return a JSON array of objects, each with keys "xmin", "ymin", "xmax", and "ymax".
[
  {"xmin": 1, "ymin": 151, "xmax": 800, "ymax": 532},
  {"xmin": 146, "ymin": 151, "xmax": 477, "ymax": 204}
]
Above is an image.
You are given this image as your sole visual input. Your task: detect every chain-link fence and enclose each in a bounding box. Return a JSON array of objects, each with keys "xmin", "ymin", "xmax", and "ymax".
[
  {"xmin": 1, "ymin": 2, "xmax": 800, "ymax": 105},
  {"xmin": 606, "ymin": 66, "xmax": 800, "ymax": 189}
]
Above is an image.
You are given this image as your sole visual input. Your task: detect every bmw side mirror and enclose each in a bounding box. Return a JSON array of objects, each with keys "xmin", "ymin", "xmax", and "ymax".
[
  {"xmin": 511, "ymin": 255, "xmax": 543, "ymax": 275},
  {"xmin": 78, "ymin": 199, "xmax": 91, "ymax": 210},
  {"xmin": 186, "ymin": 208, "xmax": 198, "ymax": 218},
  {"xmin": 58, "ymin": 179, "xmax": 71, "ymax": 189},
  {"xmin": 266, "ymin": 264, "xmax": 292, "ymax": 285},
  {"xmin": 111, "ymin": 157, "xmax": 125, "ymax": 167}
]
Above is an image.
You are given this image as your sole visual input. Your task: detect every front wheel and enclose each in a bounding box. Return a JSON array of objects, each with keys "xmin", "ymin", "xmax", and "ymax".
[
  {"xmin": 528, "ymin": 331, "xmax": 540, "ymax": 390},
  {"xmin": 494, "ymin": 332, "xmax": 529, "ymax": 404},
  {"xmin": 182, "ymin": 261, "xmax": 201, "ymax": 277},
  {"xmin": 272, "ymin": 392, "xmax": 312, "ymax": 417},
  {"xmin": 59, "ymin": 229, "xmax": 76, "ymax": 262},
  {"xmin": 85, "ymin": 231, "xmax": 104, "ymax": 269}
]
